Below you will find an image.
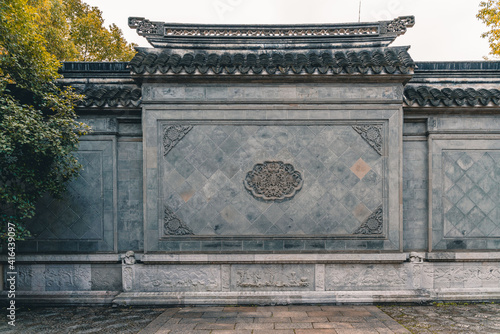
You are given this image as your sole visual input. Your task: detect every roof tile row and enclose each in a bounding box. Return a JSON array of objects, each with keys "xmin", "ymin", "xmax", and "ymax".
[
  {"xmin": 404, "ymin": 86, "xmax": 500, "ymax": 107},
  {"xmin": 129, "ymin": 48, "xmax": 415, "ymax": 75},
  {"xmin": 75, "ymin": 86, "xmax": 142, "ymax": 108}
]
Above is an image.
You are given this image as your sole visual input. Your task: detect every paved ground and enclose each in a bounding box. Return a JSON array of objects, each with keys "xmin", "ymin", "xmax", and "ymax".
[
  {"xmin": 0, "ymin": 306, "xmax": 166, "ymax": 334},
  {"xmin": 380, "ymin": 303, "xmax": 500, "ymax": 334},
  {"xmin": 0, "ymin": 303, "xmax": 499, "ymax": 333},
  {"xmin": 136, "ymin": 305, "xmax": 408, "ymax": 334}
]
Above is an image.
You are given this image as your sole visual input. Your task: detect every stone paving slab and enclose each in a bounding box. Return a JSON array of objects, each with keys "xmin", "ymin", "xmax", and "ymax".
[
  {"xmin": 1, "ymin": 303, "xmax": 499, "ymax": 333},
  {"xmin": 137, "ymin": 305, "xmax": 409, "ymax": 334},
  {"xmin": 380, "ymin": 303, "xmax": 500, "ymax": 334}
]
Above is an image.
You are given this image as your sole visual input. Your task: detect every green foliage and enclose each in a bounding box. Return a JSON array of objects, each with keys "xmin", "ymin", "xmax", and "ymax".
[
  {"xmin": 478, "ymin": 0, "xmax": 500, "ymax": 58},
  {"xmin": 0, "ymin": 0, "xmax": 90, "ymax": 240},
  {"xmin": 31, "ymin": 0, "xmax": 137, "ymax": 61}
]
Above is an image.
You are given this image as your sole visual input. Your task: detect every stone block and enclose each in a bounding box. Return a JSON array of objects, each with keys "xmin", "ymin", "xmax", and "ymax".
[{"xmin": 91, "ymin": 264, "xmax": 122, "ymax": 291}]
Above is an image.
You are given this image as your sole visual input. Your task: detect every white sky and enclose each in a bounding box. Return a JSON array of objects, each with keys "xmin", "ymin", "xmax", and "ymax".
[{"xmin": 85, "ymin": 0, "xmax": 493, "ymax": 61}]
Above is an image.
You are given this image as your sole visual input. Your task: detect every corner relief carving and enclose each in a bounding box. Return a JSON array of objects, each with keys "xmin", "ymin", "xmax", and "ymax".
[
  {"xmin": 352, "ymin": 125, "xmax": 383, "ymax": 155},
  {"xmin": 163, "ymin": 125, "xmax": 192, "ymax": 156},
  {"xmin": 164, "ymin": 206, "xmax": 193, "ymax": 236},
  {"xmin": 244, "ymin": 161, "xmax": 303, "ymax": 201},
  {"xmin": 354, "ymin": 206, "xmax": 383, "ymax": 235}
]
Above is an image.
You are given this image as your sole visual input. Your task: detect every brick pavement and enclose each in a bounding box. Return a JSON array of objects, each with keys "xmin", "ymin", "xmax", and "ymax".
[
  {"xmin": 138, "ymin": 305, "xmax": 410, "ymax": 334},
  {"xmin": 2, "ymin": 303, "xmax": 499, "ymax": 333}
]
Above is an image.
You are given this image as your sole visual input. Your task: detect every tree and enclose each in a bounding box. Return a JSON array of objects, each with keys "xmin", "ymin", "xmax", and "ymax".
[
  {"xmin": 30, "ymin": 0, "xmax": 137, "ymax": 62},
  {"xmin": 478, "ymin": 0, "xmax": 500, "ymax": 58},
  {"xmin": 0, "ymin": 0, "xmax": 90, "ymax": 239}
]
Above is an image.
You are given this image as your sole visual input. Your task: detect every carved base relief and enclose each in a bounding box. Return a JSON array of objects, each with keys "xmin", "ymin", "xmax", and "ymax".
[
  {"xmin": 133, "ymin": 265, "xmax": 221, "ymax": 292},
  {"xmin": 231, "ymin": 264, "xmax": 314, "ymax": 291},
  {"xmin": 325, "ymin": 264, "xmax": 408, "ymax": 291},
  {"xmin": 44, "ymin": 265, "xmax": 92, "ymax": 292}
]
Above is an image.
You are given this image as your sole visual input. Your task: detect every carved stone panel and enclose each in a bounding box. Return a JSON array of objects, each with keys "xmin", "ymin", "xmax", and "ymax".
[
  {"xmin": 430, "ymin": 264, "xmax": 500, "ymax": 289},
  {"xmin": 244, "ymin": 161, "xmax": 303, "ymax": 201},
  {"xmin": 133, "ymin": 265, "xmax": 221, "ymax": 292},
  {"xmin": 163, "ymin": 206, "xmax": 193, "ymax": 236},
  {"xmin": 163, "ymin": 125, "xmax": 192, "ymax": 156},
  {"xmin": 17, "ymin": 265, "xmax": 34, "ymax": 291},
  {"xmin": 160, "ymin": 124, "xmax": 384, "ymax": 238},
  {"xmin": 231, "ymin": 264, "xmax": 314, "ymax": 291},
  {"xmin": 44, "ymin": 264, "xmax": 92, "ymax": 291},
  {"xmin": 354, "ymin": 206, "xmax": 383, "ymax": 234},
  {"xmin": 352, "ymin": 125, "xmax": 383, "ymax": 155},
  {"xmin": 325, "ymin": 264, "xmax": 408, "ymax": 291}
]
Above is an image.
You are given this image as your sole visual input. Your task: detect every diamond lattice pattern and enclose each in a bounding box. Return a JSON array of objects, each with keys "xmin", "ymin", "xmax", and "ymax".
[
  {"xmin": 443, "ymin": 151, "xmax": 500, "ymax": 238},
  {"xmin": 162, "ymin": 125, "xmax": 383, "ymax": 236},
  {"xmin": 26, "ymin": 152, "xmax": 103, "ymax": 240}
]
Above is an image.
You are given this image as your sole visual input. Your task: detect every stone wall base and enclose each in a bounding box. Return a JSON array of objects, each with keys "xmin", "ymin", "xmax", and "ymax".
[
  {"xmin": 112, "ymin": 289, "xmax": 500, "ymax": 306},
  {"xmin": 1, "ymin": 291, "xmax": 119, "ymax": 306},
  {"xmin": 2, "ymin": 252, "xmax": 500, "ymax": 306}
]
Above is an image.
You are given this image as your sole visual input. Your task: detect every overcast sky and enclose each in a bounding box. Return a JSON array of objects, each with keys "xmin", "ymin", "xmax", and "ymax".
[{"xmin": 85, "ymin": 0, "xmax": 492, "ymax": 61}]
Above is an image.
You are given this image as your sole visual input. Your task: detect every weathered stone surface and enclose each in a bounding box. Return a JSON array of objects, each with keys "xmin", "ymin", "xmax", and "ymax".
[
  {"xmin": 231, "ymin": 264, "xmax": 315, "ymax": 291},
  {"xmin": 430, "ymin": 139, "xmax": 500, "ymax": 250},
  {"xmin": 91, "ymin": 264, "xmax": 122, "ymax": 291},
  {"xmin": 23, "ymin": 139, "xmax": 116, "ymax": 253}
]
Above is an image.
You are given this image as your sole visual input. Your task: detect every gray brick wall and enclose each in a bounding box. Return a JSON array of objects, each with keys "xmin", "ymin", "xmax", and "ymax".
[
  {"xmin": 403, "ymin": 140, "xmax": 428, "ymax": 251},
  {"xmin": 117, "ymin": 139, "xmax": 144, "ymax": 252}
]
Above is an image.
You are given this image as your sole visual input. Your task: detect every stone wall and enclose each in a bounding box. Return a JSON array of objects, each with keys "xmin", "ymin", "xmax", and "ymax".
[{"xmin": 2, "ymin": 61, "xmax": 500, "ymax": 305}]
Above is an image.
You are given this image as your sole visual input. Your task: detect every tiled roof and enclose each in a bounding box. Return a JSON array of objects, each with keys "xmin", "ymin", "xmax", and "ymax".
[
  {"xmin": 129, "ymin": 48, "xmax": 414, "ymax": 76},
  {"xmin": 128, "ymin": 16, "xmax": 415, "ymax": 49},
  {"xmin": 404, "ymin": 86, "xmax": 500, "ymax": 107},
  {"xmin": 75, "ymin": 85, "xmax": 142, "ymax": 108}
]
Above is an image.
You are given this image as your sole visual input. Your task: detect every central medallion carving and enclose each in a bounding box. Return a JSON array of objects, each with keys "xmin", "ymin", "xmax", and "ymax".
[{"xmin": 244, "ymin": 161, "xmax": 303, "ymax": 201}]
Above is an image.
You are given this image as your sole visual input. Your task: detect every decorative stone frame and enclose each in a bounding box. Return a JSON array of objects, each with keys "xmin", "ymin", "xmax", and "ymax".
[
  {"xmin": 429, "ymin": 135, "xmax": 500, "ymax": 251},
  {"xmin": 142, "ymin": 82, "xmax": 403, "ymax": 252}
]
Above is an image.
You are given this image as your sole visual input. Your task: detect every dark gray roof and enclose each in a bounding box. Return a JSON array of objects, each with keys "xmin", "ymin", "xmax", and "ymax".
[
  {"xmin": 129, "ymin": 47, "xmax": 414, "ymax": 76},
  {"xmin": 75, "ymin": 85, "xmax": 142, "ymax": 108},
  {"xmin": 128, "ymin": 16, "xmax": 415, "ymax": 49},
  {"xmin": 404, "ymin": 86, "xmax": 500, "ymax": 107},
  {"xmin": 60, "ymin": 62, "xmax": 130, "ymax": 79}
]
